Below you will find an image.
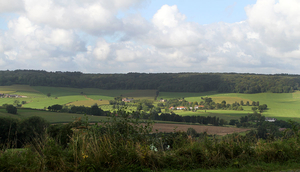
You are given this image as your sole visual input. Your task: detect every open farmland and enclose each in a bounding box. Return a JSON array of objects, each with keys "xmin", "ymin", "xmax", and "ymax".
[
  {"xmin": 1, "ymin": 85, "xmax": 300, "ymax": 122},
  {"xmin": 174, "ymin": 110, "xmax": 250, "ymax": 121},
  {"xmin": 0, "ymin": 107, "xmax": 249, "ymax": 135},
  {"xmin": 0, "ymin": 85, "xmax": 157, "ymax": 109},
  {"xmin": 66, "ymin": 99, "xmax": 110, "ymax": 106},
  {"xmin": 0, "ymin": 108, "xmax": 108, "ymax": 123},
  {"xmin": 159, "ymin": 91, "xmax": 300, "ymax": 122}
]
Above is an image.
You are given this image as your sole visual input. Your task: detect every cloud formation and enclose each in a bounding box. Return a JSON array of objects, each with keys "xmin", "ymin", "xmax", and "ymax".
[{"xmin": 0, "ymin": 0, "xmax": 300, "ymax": 73}]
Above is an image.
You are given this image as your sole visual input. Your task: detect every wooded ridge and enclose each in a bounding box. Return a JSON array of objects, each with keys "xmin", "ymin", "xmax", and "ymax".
[{"xmin": 0, "ymin": 70, "xmax": 299, "ymax": 93}]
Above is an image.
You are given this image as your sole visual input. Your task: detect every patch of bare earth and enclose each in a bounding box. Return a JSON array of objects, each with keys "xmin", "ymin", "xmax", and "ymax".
[{"xmin": 151, "ymin": 123, "xmax": 250, "ymax": 136}]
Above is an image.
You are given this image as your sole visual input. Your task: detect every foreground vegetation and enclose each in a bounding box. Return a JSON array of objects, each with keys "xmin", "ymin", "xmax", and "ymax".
[{"xmin": 1, "ymin": 109, "xmax": 300, "ymax": 171}]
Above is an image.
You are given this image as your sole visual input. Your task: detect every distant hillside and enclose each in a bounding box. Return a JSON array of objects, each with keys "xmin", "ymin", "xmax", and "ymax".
[{"xmin": 0, "ymin": 70, "xmax": 299, "ymax": 93}]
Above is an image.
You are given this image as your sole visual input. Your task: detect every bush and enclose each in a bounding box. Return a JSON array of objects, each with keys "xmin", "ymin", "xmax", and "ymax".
[
  {"xmin": 6, "ymin": 105, "xmax": 17, "ymax": 114},
  {"xmin": 0, "ymin": 117, "xmax": 19, "ymax": 147},
  {"xmin": 18, "ymin": 116, "xmax": 49, "ymax": 144},
  {"xmin": 187, "ymin": 127, "xmax": 197, "ymax": 138}
]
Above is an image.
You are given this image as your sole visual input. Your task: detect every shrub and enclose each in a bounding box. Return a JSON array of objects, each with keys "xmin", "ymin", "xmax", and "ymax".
[
  {"xmin": 6, "ymin": 105, "xmax": 17, "ymax": 114},
  {"xmin": 18, "ymin": 116, "xmax": 49, "ymax": 145},
  {"xmin": 187, "ymin": 127, "xmax": 197, "ymax": 138},
  {"xmin": 0, "ymin": 117, "xmax": 19, "ymax": 147}
]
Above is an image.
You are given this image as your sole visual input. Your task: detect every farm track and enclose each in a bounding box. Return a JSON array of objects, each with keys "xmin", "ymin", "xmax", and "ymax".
[{"xmin": 83, "ymin": 95, "xmax": 93, "ymax": 100}]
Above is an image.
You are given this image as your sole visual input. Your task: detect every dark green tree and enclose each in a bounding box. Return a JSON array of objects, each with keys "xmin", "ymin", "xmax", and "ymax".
[
  {"xmin": 48, "ymin": 104, "xmax": 63, "ymax": 112},
  {"xmin": 252, "ymin": 107, "xmax": 258, "ymax": 111},
  {"xmin": 0, "ymin": 117, "xmax": 19, "ymax": 146},
  {"xmin": 187, "ymin": 127, "xmax": 197, "ymax": 138},
  {"xmin": 229, "ymin": 119, "xmax": 238, "ymax": 125},
  {"xmin": 18, "ymin": 116, "xmax": 49, "ymax": 144},
  {"xmin": 240, "ymin": 100, "xmax": 244, "ymax": 106},
  {"xmin": 6, "ymin": 105, "xmax": 17, "ymax": 114}
]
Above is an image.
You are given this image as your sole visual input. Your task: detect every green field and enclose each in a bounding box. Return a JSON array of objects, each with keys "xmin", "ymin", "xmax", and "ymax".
[
  {"xmin": 159, "ymin": 91, "xmax": 300, "ymax": 122},
  {"xmin": 0, "ymin": 108, "xmax": 108, "ymax": 123},
  {"xmin": 1, "ymin": 85, "xmax": 300, "ymax": 123},
  {"xmin": 0, "ymin": 85, "xmax": 157, "ymax": 109}
]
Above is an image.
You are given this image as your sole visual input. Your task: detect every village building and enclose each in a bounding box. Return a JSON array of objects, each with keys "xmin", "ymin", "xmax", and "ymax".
[
  {"xmin": 194, "ymin": 105, "xmax": 204, "ymax": 109},
  {"xmin": 265, "ymin": 117, "xmax": 277, "ymax": 122},
  {"xmin": 279, "ymin": 128, "xmax": 286, "ymax": 132},
  {"xmin": 0, "ymin": 93, "xmax": 23, "ymax": 98},
  {"xmin": 177, "ymin": 106, "xmax": 186, "ymax": 110},
  {"xmin": 122, "ymin": 98, "xmax": 134, "ymax": 102}
]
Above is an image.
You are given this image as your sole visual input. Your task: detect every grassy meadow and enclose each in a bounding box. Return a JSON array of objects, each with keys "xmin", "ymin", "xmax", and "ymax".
[
  {"xmin": 1, "ymin": 85, "xmax": 300, "ymax": 123},
  {"xmin": 0, "ymin": 108, "xmax": 108, "ymax": 123},
  {"xmin": 159, "ymin": 91, "xmax": 300, "ymax": 122}
]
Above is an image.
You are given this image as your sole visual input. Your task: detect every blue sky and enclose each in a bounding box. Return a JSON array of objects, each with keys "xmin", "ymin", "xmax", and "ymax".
[
  {"xmin": 137, "ymin": 0, "xmax": 256, "ymax": 24},
  {"xmin": 0, "ymin": 0, "xmax": 300, "ymax": 74}
]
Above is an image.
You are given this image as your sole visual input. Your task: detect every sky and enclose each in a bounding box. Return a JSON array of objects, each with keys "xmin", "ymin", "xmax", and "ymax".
[{"xmin": 0, "ymin": 0, "xmax": 300, "ymax": 74}]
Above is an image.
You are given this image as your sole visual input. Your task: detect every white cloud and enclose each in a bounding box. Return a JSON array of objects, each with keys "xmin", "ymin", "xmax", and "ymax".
[
  {"xmin": 246, "ymin": 0, "xmax": 300, "ymax": 51},
  {"xmin": 1, "ymin": 0, "xmax": 300, "ymax": 73},
  {"xmin": 247, "ymin": 32, "xmax": 259, "ymax": 39},
  {"xmin": 4, "ymin": 50, "xmax": 18, "ymax": 60},
  {"xmin": 93, "ymin": 39, "xmax": 110, "ymax": 60},
  {"xmin": 20, "ymin": 0, "xmax": 149, "ymax": 35},
  {"xmin": 0, "ymin": 0, "xmax": 24, "ymax": 13},
  {"xmin": 145, "ymin": 5, "xmax": 203, "ymax": 48},
  {"xmin": 152, "ymin": 5, "xmax": 186, "ymax": 29},
  {"xmin": 0, "ymin": 36, "xmax": 4, "ymax": 53},
  {"xmin": 0, "ymin": 16, "xmax": 86, "ymax": 71}
]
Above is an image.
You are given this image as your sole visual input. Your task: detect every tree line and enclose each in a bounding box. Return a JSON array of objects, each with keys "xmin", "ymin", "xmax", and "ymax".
[
  {"xmin": 228, "ymin": 111, "xmax": 297, "ymax": 139},
  {"xmin": 47, "ymin": 104, "xmax": 106, "ymax": 116},
  {"xmin": 1, "ymin": 70, "xmax": 300, "ymax": 93}
]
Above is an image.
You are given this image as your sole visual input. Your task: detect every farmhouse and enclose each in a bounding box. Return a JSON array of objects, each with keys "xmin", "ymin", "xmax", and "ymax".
[
  {"xmin": 265, "ymin": 117, "xmax": 277, "ymax": 122},
  {"xmin": 122, "ymin": 98, "xmax": 134, "ymax": 102},
  {"xmin": 177, "ymin": 106, "xmax": 186, "ymax": 110},
  {"xmin": 169, "ymin": 106, "xmax": 174, "ymax": 110},
  {"xmin": 279, "ymin": 128, "xmax": 286, "ymax": 132},
  {"xmin": 194, "ymin": 105, "xmax": 204, "ymax": 109},
  {"xmin": 0, "ymin": 93, "xmax": 23, "ymax": 98},
  {"xmin": 159, "ymin": 99, "xmax": 167, "ymax": 102}
]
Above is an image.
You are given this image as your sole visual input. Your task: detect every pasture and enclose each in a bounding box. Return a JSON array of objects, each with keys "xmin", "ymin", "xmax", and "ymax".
[
  {"xmin": 159, "ymin": 91, "xmax": 300, "ymax": 122},
  {"xmin": 0, "ymin": 108, "xmax": 108, "ymax": 123},
  {"xmin": 0, "ymin": 108, "xmax": 250, "ymax": 135},
  {"xmin": 0, "ymin": 85, "xmax": 157, "ymax": 109},
  {"xmin": 1, "ymin": 85, "xmax": 300, "ymax": 122},
  {"xmin": 174, "ymin": 110, "xmax": 250, "ymax": 121}
]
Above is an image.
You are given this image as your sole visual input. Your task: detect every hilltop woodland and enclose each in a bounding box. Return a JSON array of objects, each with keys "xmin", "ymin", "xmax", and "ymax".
[{"xmin": 0, "ymin": 70, "xmax": 300, "ymax": 93}]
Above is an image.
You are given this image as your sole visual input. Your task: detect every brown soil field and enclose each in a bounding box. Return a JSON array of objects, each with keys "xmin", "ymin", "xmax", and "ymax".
[{"xmin": 151, "ymin": 123, "xmax": 250, "ymax": 136}]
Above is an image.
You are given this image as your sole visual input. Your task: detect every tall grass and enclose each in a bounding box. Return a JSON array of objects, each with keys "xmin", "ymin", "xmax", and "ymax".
[{"xmin": 1, "ymin": 110, "xmax": 300, "ymax": 171}]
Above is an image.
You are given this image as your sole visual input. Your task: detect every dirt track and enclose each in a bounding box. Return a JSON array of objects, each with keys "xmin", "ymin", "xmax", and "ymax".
[{"xmin": 151, "ymin": 123, "xmax": 250, "ymax": 136}]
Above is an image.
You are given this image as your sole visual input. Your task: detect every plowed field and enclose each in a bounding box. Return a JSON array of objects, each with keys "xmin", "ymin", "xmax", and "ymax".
[{"xmin": 152, "ymin": 123, "xmax": 250, "ymax": 135}]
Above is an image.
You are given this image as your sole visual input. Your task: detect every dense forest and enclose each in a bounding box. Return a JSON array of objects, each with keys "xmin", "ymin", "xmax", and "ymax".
[{"xmin": 0, "ymin": 70, "xmax": 299, "ymax": 93}]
